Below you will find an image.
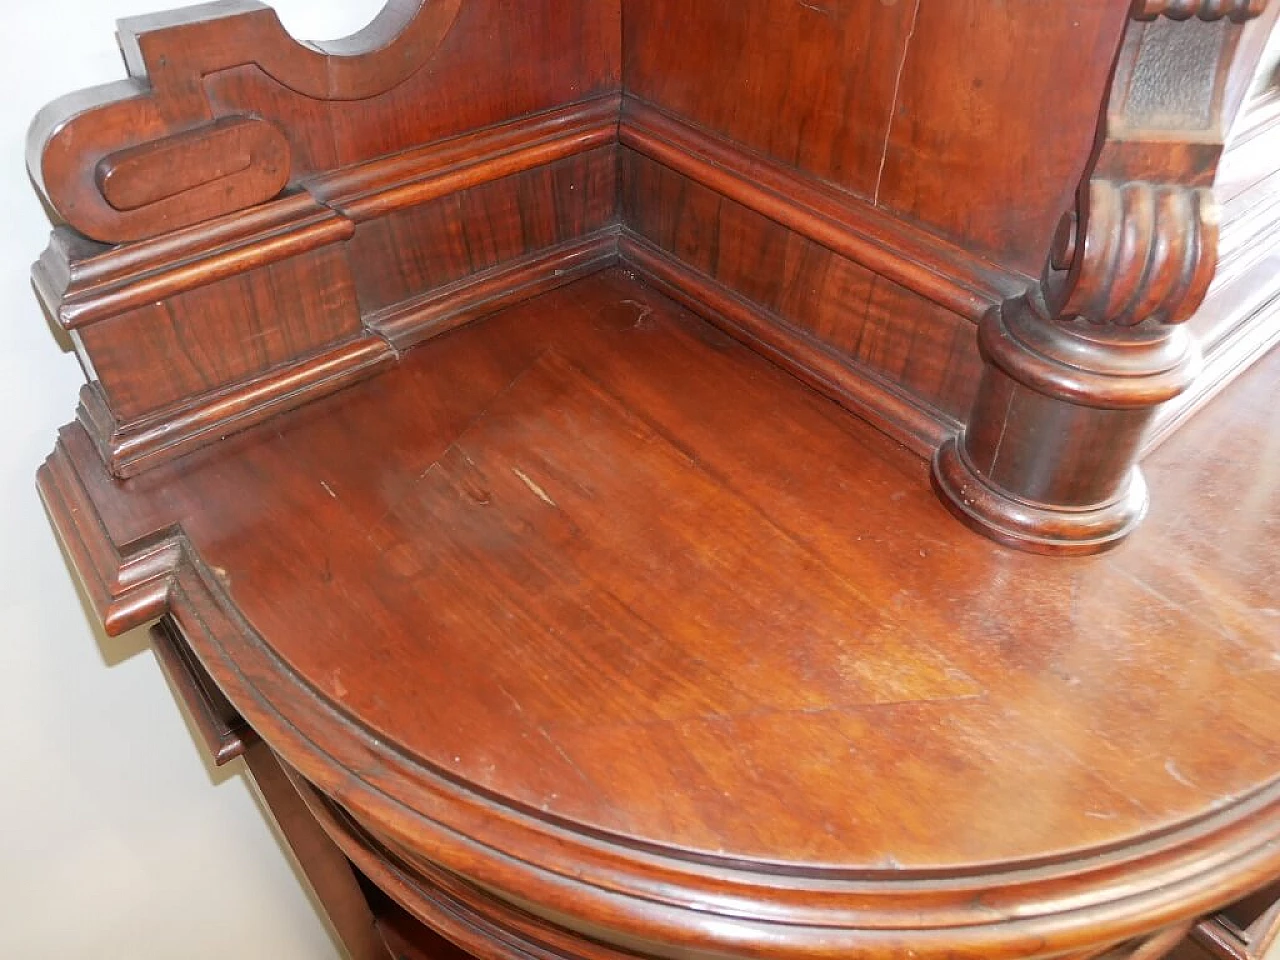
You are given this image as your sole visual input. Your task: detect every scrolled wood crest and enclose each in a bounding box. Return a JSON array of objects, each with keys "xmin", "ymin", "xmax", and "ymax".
[{"xmin": 29, "ymin": 0, "xmax": 463, "ymax": 244}]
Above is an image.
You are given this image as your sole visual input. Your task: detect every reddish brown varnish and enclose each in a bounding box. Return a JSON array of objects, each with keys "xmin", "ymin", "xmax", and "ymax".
[{"xmin": 25, "ymin": 1, "xmax": 1280, "ymax": 958}]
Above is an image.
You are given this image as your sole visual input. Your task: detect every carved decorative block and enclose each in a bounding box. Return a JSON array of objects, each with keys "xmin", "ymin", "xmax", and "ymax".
[{"xmin": 932, "ymin": 0, "xmax": 1272, "ymax": 554}]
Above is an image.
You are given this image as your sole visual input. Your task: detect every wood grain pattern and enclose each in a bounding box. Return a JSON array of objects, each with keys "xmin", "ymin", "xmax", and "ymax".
[
  {"xmin": 934, "ymin": 1, "xmax": 1275, "ymax": 554},
  {"xmin": 38, "ymin": 270, "xmax": 1280, "ymax": 960},
  {"xmin": 620, "ymin": 149, "xmax": 982, "ymax": 429},
  {"xmin": 24, "ymin": 5, "xmax": 1280, "ymax": 956},
  {"xmin": 77, "ymin": 336, "xmax": 394, "ymax": 477},
  {"xmin": 875, "ymin": 1, "xmax": 1131, "ymax": 276},
  {"xmin": 623, "ymin": 0, "xmax": 1131, "ymax": 279},
  {"xmin": 371, "ymin": 229, "xmax": 620, "ymax": 351},
  {"xmin": 622, "ymin": 0, "xmax": 918, "ymax": 197},
  {"xmin": 347, "ymin": 147, "xmax": 618, "ymax": 317},
  {"xmin": 75, "ymin": 244, "xmax": 362, "ymax": 420},
  {"xmin": 618, "ymin": 98, "xmax": 1025, "ymax": 322},
  {"xmin": 30, "ymin": 0, "xmax": 620, "ymax": 242},
  {"xmin": 618, "ymin": 231, "xmax": 955, "ymax": 456}
]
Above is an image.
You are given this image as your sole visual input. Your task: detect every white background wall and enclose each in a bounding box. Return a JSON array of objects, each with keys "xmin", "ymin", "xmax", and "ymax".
[{"xmin": 1, "ymin": 2, "xmax": 384, "ymax": 957}]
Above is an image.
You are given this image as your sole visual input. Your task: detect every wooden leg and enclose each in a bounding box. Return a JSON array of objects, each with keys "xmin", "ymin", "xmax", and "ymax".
[{"xmin": 243, "ymin": 741, "xmax": 392, "ymax": 960}]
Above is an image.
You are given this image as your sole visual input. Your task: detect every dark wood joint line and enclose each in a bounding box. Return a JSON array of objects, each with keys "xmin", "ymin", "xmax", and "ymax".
[
  {"xmin": 618, "ymin": 96, "xmax": 1028, "ymax": 323},
  {"xmin": 151, "ymin": 618, "xmax": 255, "ymax": 766},
  {"xmin": 369, "ymin": 228, "xmax": 622, "ymax": 352}
]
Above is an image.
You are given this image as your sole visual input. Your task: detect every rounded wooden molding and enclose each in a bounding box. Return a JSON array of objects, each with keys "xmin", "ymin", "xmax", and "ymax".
[
  {"xmin": 977, "ymin": 297, "xmax": 1202, "ymax": 410},
  {"xmin": 930, "ymin": 436, "xmax": 1149, "ymax": 557},
  {"xmin": 172, "ymin": 572, "xmax": 1280, "ymax": 960}
]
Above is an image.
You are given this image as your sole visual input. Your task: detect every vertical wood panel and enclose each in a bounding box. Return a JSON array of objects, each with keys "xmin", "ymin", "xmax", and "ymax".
[
  {"xmin": 622, "ymin": 150, "xmax": 980, "ymax": 421},
  {"xmin": 876, "ymin": 1, "xmax": 1130, "ymax": 274},
  {"xmin": 80, "ymin": 246, "xmax": 361, "ymax": 419},
  {"xmin": 622, "ymin": 0, "xmax": 916, "ymax": 197},
  {"xmin": 347, "ymin": 148, "xmax": 618, "ymax": 315},
  {"xmin": 205, "ymin": 0, "xmax": 622, "ymax": 179}
]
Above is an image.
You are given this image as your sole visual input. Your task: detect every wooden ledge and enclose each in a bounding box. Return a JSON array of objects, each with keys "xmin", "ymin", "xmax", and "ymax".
[{"xmin": 39, "ymin": 270, "xmax": 1280, "ymax": 959}]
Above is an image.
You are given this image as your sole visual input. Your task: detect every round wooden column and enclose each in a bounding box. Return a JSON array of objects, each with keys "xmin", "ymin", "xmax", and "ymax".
[
  {"xmin": 932, "ymin": 294, "xmax": 1201, "ymax": 555},
  {"xmin": 931, "ymin": 0, "xmax": 1275, "ymax": 553}
]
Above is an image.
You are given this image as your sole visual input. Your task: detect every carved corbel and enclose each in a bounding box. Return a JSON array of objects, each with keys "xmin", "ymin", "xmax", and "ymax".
[
  {"xmin": 932, "ymin": 0, "xmax": 1270, "ymax": 555},
  {"xmin": 27, "ymin": 0, "xmax": 462, "ymax": 244}
]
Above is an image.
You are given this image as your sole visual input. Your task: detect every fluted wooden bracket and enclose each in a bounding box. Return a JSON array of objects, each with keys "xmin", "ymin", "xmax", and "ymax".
[{"xmin": 933, "ymin": 0, "xmax": 1272, "ymax": 555}]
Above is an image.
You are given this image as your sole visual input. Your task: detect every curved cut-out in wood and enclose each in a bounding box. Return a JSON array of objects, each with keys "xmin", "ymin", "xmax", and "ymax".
[
  {"xmin": 118, "ymin": 0, "xmax": 464, "ymax": 106},
  {"xmin": 28, "ymin": 0, "xmax": 462, "ymax": 243}
]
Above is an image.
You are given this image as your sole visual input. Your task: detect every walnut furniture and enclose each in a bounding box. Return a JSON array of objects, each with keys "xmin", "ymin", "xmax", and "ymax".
[{"xmin": 28, "ymin": 2, "xmax": 1280, "ymax": 958}]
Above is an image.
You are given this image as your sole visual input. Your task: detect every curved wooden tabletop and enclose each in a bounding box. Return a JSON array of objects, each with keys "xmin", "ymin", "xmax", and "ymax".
[{"xmin": 43, "ymin": 269, "xmax": 1280, "ymax": 959}]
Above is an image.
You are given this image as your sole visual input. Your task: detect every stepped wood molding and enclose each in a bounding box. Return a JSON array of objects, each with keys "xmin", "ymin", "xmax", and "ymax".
[
  {"xmin": 32, "ymin": 91, "xmax": 621, "ymax": 477},
  {"xmin": 1138, "ymin": 0, "xmax": 1266, "ymax": 20},
  {"xmin": 933, "ymin": 0, "xmax": 1275, "ymax": 555},
  {"xmin": 23, "ymin": 3, "xmax": 1280, "ymax": 520},
  {"xmin": 24, "ymin": 4, "xmax": 1280, "ymax": 958}
]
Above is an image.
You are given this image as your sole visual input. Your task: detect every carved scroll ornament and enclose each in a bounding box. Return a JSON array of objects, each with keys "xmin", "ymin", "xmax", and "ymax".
[
  {"xmin": 1044, "ymin": 180, "xmax": 1220, "ymax": 329},
  {"xmin": 931, "ymin": 0, "xmax": 1270, "ymax": 554}
]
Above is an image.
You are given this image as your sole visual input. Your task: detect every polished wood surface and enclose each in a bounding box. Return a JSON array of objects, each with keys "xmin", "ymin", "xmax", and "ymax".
[
  {"xmin": 25, "ymin": 1, "xmax": 1280, "ymax": 957},
  {"xmin": 26, "ymin": 0, "xmax": 1279, "ymax": 548},
  {"xmin": 40, "ymin": 269, "xmax": 1280, "ymax": 959}
]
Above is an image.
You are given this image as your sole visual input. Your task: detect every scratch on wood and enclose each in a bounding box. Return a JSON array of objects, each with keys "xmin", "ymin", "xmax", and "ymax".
[
  {"xmin": 535, "ymin": 723, "xmax": 593, "ymax": 787},
  {"xmin": 513, "ymin": 467, "xmax": 558, "ymax": 507},
  {"xmin": 621, "ymin": 298, "xmax": 655, "ymax": 328},
  {"xmin": 1165, "ymin": 759, "xmax": 1197, "ymax": 789},
  {"xmin": 497, "ymin": 682, "xmax": 526, "ymax": 716},
  {"xmin": 873, "ymin": 0, "xmax": 921, "ymax": 204},
  {"xmin": 797, "ymin": 0, "xmax": 835, "ymax": 17}
]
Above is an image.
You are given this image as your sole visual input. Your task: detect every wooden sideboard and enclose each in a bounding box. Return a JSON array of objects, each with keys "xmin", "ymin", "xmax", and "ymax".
[{"xmin": 28, "ymin": 2, "xmax": 1280, "ymax": 958}]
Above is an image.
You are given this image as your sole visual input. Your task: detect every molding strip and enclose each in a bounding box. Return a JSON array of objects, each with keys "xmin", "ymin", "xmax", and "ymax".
[
  {"xmin": 37, "ymin": 96, "xmax": 624, "ymax": 334},
  {"xmin": 35, "ymin": 197, "xmax": 355, "ymax": 331},
  {"xmin": 619, "ymin": 97, "xmax": 1027, "ymax": 323},
  {"xmin": 80, "ymin": 336, "xmax": 394, "ymax": 478},
  {"xmin": 368, "ymin": 228, "xmax": 621, "ymax": 350},
  {"xmin": 618, "ymin": 230, "xmax": 955, "ymax": 457},
  {"xmin": 311, "ymin": 95, "xmax": 622, "ymax": 221}
]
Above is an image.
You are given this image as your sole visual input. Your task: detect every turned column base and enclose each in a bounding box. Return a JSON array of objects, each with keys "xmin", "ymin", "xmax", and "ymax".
[
  {"xmin": 932, "ymin": 437, "xmax": 1149, "ymax": 557},
  {"xmin": 931, "ymin": 298, "xmax": 1199, "ymax": 556}
]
